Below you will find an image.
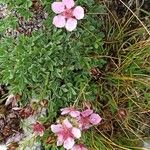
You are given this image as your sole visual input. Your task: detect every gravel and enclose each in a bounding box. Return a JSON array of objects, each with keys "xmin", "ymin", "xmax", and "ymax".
[
  {"xmin": 1, "ymin": 2, "xmax": 48, "ymax": 38},
  {"xmin": 0, "ymin": 3, "xmax": 8, "ymax": 19}
]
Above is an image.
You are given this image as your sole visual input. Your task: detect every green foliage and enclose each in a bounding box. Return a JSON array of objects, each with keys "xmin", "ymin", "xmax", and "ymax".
[
  {"xmin": 1, "ymin": 0, "xmax": 149, "ymax": 149},
  {"xmin": 0, "ymin": 0, "xmax": 105, "ymax": 108}
]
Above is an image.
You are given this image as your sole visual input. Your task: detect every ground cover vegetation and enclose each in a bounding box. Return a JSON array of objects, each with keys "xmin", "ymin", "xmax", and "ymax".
[{"xmin": 0, "ymin": 0, "xmax": 150, "ymax": 149}]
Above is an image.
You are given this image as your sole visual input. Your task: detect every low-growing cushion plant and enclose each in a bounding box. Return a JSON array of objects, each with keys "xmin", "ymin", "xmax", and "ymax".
[
  {"xmin": 0, "ymin": 0, "xmax": 106, "ymax": 107},
  {"xmin": 0, "ymin": 0, "xmax": 150, "ymax": 150}
]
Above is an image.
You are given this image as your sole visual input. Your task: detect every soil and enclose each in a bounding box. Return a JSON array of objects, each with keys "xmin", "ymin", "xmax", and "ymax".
[{"xmin": 0, "ymin": 86, "xmax": 22, "ymax": 144}]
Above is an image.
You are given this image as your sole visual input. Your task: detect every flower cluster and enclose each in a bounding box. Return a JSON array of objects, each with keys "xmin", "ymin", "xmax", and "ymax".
[
  {"xmin": 51, "ymin": 0, "xmax": 84, "ymax": 31},
  {"xmin": 51, "ymin": 107, "xmax": 102, "ymax": 149}
]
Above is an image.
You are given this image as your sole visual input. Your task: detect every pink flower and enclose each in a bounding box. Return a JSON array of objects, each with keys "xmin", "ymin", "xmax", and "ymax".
[
  {"xmin": 32, "ymin": 122, "xmax": 45, "ymax": 136},
  {"xmin": 51, "ymin": 118, "xmax": 81, "ymax": 149},
  {"xmin": 89, "ymin": 113, "xmax": 102, "ymax": 125},
  {"xmin": 51, "ymin": 0, "xmax": 84, "ymax": 31},
  {"xmin": 60, "ymin": 107, "xmax": 80, "ymax": 118},
  {"xmin": 77, "ymin": 109, "xmax": 102, "ymax": 130},
  {"xmin": 80, "ymin": 109, "xmax": 93, "ymax": 117},
  {"xmin": 71, "ymin": 144, "xmax": 88, "ymax": 150}
]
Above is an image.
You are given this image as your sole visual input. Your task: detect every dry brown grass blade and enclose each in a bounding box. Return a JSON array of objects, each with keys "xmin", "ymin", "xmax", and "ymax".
[{"xmin": 119, "ymin": 0, "xmax": 150, "ymax": 36}]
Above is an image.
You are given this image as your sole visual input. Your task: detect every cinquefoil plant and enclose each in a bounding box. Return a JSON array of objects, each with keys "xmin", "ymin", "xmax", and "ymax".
[{"xmin": 0, "ymin": 0, "xmax": 106, "ymax": 109}]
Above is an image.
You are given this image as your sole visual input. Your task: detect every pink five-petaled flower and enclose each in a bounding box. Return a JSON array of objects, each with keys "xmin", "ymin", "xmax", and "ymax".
[
  {"xmin": 77, "ymin": 109, "xmax": 102, "ymax": 130},
  {"xmin": 51, "ymin": 0, "xmax": 84, "ymax": 31},
  {"xmin": 60, "ymin": 107, "xmax": 80, "ymax": 118},
  {"xmin": 32, "ymin": 122, "xmax": 45, "ymax": 136},
  {"xmin": 51, "ymin": 118, "xmax": 81, "ymax": 149},
  {"xmin": 71, "ymin": 144, "xmax": 88, "ymax": 150}
]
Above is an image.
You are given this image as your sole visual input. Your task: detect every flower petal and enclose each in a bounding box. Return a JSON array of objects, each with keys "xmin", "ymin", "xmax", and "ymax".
[
  {"xmin": 65, "ymin": 18, "xmax": 77, "ymax": 31},
  {"xmin": 61, "ymin": 108, "xmax": 71, "ymax": 115},
  {"xmin": 71, "ymin": 144, "xmax": 88, "ymax": 150},
  {"xmin": 51, "ymin": 124, "xmax": 63, "ymax": 133},
  {"xmin": 53, "ymin": 15, "xmax": 66, "ymax": 28},
  {"xmin": 70, "ymin": 111, "xmax": 80, "ymax": 117},
  {"xmin": 63, "ymin": 137, "xmax": 75, "ymax": 149},
  {"xmin": 73, "ymin": 6, "xmax": 84, "ymax": 20},
  {"xmin": 57, "ymin": 134, "xmax": 64, "ymax": 146},
  {"xmin": 89, "ymin": 113, "xmax": 102, "ymax": 125},
  {"xmin": 71, "ymin": 127, "xmax": 81, "ymax": 139},
  {"xmin": 71, "ymin": 145, "xmax": 80, "ymax": 150},
  {"xmin": 51, "ymin": 2, "xmax": 65, "ymax": 14},
  {"xmin": 81, "ymin": 109, "xmax": 93, "ymax": 117},
  {"xmin": 82, "ymin": 124, "xmax": 92, "ymax": 130},
  {"xmin": 63, "ymin": 118, "xmax": 72, "ymax": 128},
  {"xmin": 62, "ymin": 0, "xmax": 75, "ymax": 9}
]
